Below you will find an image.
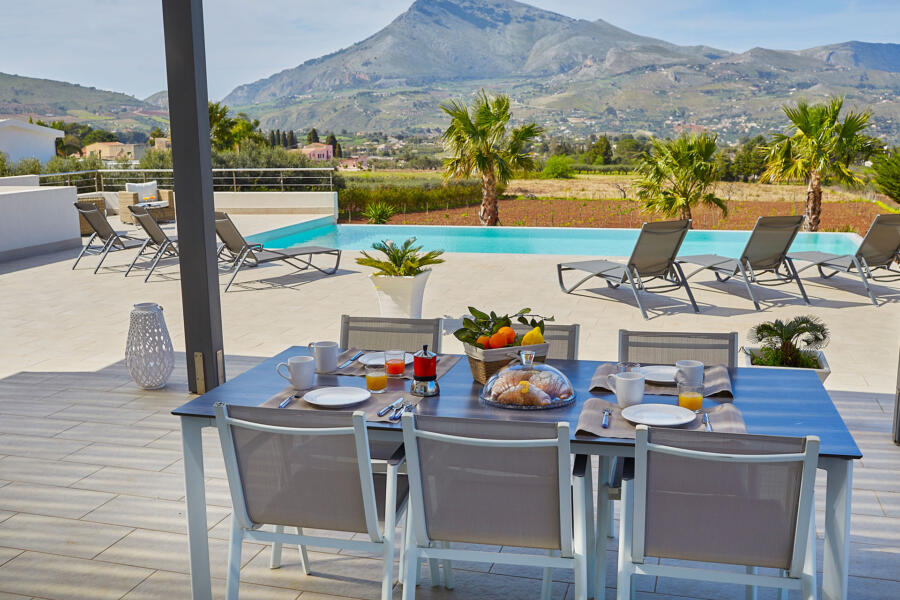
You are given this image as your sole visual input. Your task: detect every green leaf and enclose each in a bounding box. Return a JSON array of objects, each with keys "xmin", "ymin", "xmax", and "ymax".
[
  {"xmin": 517, "ymin": 316, "xmax": 530, "ymax": 326},
  {"xmin": 515, "ymin": 308, "xmax": 531, "ymax": 315},
  {"xmin": 469, "ymin": 306, "xmax": 489, "ymax": 321},
  {"xmin": 462, "ymin": 318, "xmax": 479, "ymax": 331}
]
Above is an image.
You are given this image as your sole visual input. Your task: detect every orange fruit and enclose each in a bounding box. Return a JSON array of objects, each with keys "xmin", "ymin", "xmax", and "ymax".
[
  {"xmin": 497, "ymin": 326, "xmax": 516, "ymax": 345},
  {"xmin": 475, "ymin": 335, "xmax": 491, "ymax": 349},
  {"xmin": 489, "ymin": 331, "xmax": 509, "ymax": 349}
]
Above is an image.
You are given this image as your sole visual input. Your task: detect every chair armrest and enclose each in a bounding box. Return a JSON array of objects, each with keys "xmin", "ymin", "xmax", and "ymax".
[
  {"xmin": 159, "ymin": 189, "xmax": 174, "ymax": 205},
  {"xmin": 572, "ymin": 454, "xmax": 588, "ymax": 478},
  {"xmin": 387, "ymin": 444, "xmax": 406, "ymax": 467}
]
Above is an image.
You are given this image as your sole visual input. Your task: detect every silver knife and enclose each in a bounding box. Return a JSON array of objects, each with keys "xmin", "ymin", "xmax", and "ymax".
[
  {"xmin": 377, "ymin": 397, "xmax": 405, "ymax": 417},
  {"xmin": 338, "ymin": 350, "xmax": 364, "ymax": 370},
  {"xmin": 703, "ymin": 412, "xmax": 712, "ymax": 432}
]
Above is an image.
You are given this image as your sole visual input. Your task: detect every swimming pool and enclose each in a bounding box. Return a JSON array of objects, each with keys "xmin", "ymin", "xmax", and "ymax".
[{"xmin": 251, "ymin": 220, "xmax": 861, "ymax": 257}]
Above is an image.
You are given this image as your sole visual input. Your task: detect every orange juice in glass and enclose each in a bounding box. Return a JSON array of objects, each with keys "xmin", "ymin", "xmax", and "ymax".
[
  {"xmin": 677, "ymin": 382, "xmax": 703, "ymax": 412},
  {"xmin": 365, "ymin": 364, "xmax": 388, "ymax": 393},
  {"xmin": 384, "ymin": 350, "xmax": 406, "ymax": 377}
]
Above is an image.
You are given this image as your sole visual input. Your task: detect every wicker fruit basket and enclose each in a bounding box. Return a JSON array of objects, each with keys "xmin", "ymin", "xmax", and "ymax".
[{"xmin": 463, "ymin": 342, "xmax": 550, "ymax": 384}]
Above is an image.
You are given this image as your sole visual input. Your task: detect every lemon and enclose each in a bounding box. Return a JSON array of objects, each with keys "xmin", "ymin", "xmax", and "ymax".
[{"xmin": 521, "ymin": 326, "xmax": 544, "ymax": 346}]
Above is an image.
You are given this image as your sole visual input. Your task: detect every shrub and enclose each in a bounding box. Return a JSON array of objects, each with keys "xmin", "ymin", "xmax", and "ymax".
[
  {"xmin": 747, "ymin": 315, "xmax": 829, "ymax": 368},
  {"xmin": 355, "ymin": 238, "xmax": 444, "ymax": 276},
  {"xmin": 338, "ymin": 181, "xmax": 481, "ymax": 221},
  {"xmin": 541, "ymin": 155, "xmax": 573, "ymax": 179},
  {"xmin": 362, "ymin": 201, "xmax": 396, "ymax": 224}
]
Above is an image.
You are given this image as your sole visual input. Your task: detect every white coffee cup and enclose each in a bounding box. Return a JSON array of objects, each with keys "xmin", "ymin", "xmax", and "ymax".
[
  {"xmin": 675, "ymin": 360, "xmax": 704, "ymax": 386},
  {"xmin": 308, "ymin": 341, "xmax": 339, "ymax": 373},
  {"xmin": 276, "ymin": 355, "xmax": 315, "ymax": 390},
  {"xmin": 607, "ymin": 371, "xmax": 645, "ymax": 408}
]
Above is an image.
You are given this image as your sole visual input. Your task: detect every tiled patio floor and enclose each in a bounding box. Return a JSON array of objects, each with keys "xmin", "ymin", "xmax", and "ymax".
[{"xmin": 0, "ymin": 214, "xmax": 898, "ymax": 599}]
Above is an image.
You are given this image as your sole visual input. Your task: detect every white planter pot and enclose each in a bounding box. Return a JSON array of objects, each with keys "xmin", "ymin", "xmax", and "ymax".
[
  {"xmin": 125, "ymin": 302, "xmax": 175, "ymax": 389},
  {"xmin": 741, "ymin": 346, "xmax": 831, "ymax": 384},
  {"xmin": 369, "ymin": 270, "xmax": 431, "ymax": 319}
]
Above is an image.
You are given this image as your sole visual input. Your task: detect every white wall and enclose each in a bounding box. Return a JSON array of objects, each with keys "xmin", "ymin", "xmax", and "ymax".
[
  {"xmin": 0, "ymin": 174, "xmax": 39, "ymax": 186},
  {"xmin": 0, "ymin": 186, "xmax": 81, "ymax": 262},
  {"xmin": 0, "ymin": 128, "xmax": 58, "ymax": 163},
  {"xmin": 213, "ymin": 191, "xmax": 337, "ymax": 214}
]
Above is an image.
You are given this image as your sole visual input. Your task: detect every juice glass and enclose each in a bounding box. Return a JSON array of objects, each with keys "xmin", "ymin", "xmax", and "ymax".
[
  {"xmin": 677, "ymin": 382, "xmax": 703, "ymax": 412},
  {"xmin": 365, "ymin": 364, "xmax": 388, "ymax": 393},
  {"xmin": 384, "ymin": 350, "xmax": 406, "ymax": 377}
]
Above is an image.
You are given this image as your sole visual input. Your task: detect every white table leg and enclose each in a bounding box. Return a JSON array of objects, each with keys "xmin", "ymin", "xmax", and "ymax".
[
  {"xmin": 583, "ymin": 456, "xmax": 596, "ymax": 599},
  {"xmin": 594, "ymin": 456, "xmax": 611, "ymax": 600},
  {"xmin": 821, "ymin": 457, "xmax": 853, "ymax": 600},
  {"xmin": 182, "ymin": 416, "xmax": 213, "ymax": 600}
]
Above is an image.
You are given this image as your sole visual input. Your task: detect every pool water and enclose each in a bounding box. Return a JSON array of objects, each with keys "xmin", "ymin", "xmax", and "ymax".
[{"xmin": 251, "ymin": 222, "xmax": 860, "ymax": 257}]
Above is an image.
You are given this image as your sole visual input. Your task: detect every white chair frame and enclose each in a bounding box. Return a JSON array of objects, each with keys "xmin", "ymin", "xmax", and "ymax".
[
  {"xmin": 399, "ymin": 413, "xmax": 589, "ymax": 600},
  {"xmin": 617, "ymin": 425, "xmax": 819, "ymax": 600},
  {"xmin": 214, "ymin": 403, "xmax": 408, "ymax": 600}
]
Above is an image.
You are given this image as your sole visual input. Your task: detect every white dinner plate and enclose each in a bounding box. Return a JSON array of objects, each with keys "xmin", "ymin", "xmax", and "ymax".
[
  {"xmin": 621, "ymin": 403, "xmax": 696, "ymax": 427},
  {"xmin": 302, "ymin": 387, "xmax": 371, "ymax": 408},
  {"xmin": 638, "ymin": 365, "xmax": 678, "ymax": 383},
  {"xmin": 358, "ymin": 352, "xmax": 414, "ymax": 366}
]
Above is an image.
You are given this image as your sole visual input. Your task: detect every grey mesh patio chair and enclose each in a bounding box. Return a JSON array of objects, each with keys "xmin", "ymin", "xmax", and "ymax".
[
  {"xmin": 400, "ymin": 413, "xmax": 590, "ymax": 600},
  {"xmin": 789, "ymin": 213, "xmax": 900, "ymax": 306},
  {"xmin": 124, "ymin": 205, "xmax": 179, "ymax": 282},
  {"xmin": 512, "ymin": 322, "xmax": 580, "ymax": 360},
  {"xmin": 618, "ymin": 329, "xmax": 739, "ymax": 367},
  {"xmin": 214, "ymin": 403, "xmax": 408, "ymax": 600},
  {"xmin": 72, "ymin": 202, "xmax": 144, "ymax": 273},
  {"xmin": 215, "ymin": 211, "xmax": 341, "ymax": 292},
  {"xmin": 340, "ymin": 315, "xmax": 443, "ymax": 353},
  {"xmin": 557, "ymin": 219, "xmax": 698, "ymax": 320},
  {"xmin": 679, "ymin": 215, "xmax": 809, "ymax": 310},
  {"xmin": 617, "ymin": 425, "xmax": 819, "ymax": 600}
]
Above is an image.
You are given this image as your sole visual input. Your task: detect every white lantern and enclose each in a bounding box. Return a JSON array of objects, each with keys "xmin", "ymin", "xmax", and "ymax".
[{"xmin": 126, "ymin": 303, "xmax": 175, "ymax": 389}]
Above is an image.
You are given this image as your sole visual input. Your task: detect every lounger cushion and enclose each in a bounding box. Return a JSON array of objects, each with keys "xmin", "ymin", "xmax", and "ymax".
[
  {"xmin": 253, "ymin": 246, "xmax": 338, "ymax": 264},
  {"xmin": 678, "ymin": 254, "xmax": 737, "ymax": 270},
  {"xmin": 126, "ymin": 181, "xmax": 160, "ymax": 203},
  {"xmin": 789, "ymin": 251, "xmax": 854, "ymax": 271}
]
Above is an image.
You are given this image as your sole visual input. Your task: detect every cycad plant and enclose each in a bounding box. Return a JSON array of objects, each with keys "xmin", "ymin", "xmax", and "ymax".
[
  {"xmin": 355, "ymin": 237, "xmax": 444, "ymax": 277},
  {"xmin": 763, "ymin": 97, "xmax": 877, "ymax": 231},
  {"xmin": 635, "ymin": 132, "xmax": 727, "ymax": 221},
  {"xmin": 748, "ymin": 315, "xmax": 829, "ymax": 368},
  {"xmin": 441, "ymin": 90, "xmax": 543, "ymax": 226},
  {"xmin": 362, "ymin": 201, "xmax": 396, "ymax": 224}
]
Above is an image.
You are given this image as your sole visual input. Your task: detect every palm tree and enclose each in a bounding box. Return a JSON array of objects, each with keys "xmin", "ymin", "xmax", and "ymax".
[
  {"xmin": 763, "ymin": 97, "xmax": 877, "ymax": 231},
  {"xmin": 635, "ymin": 132, "xmax": 727, "ymax": 221},
  {"xmin": 748, "ymin": 315, "xmax": 829, "ymax": 368},
  {"xmin": 441, "ymin": 90, "xmax": 542, "ymax": 226}
]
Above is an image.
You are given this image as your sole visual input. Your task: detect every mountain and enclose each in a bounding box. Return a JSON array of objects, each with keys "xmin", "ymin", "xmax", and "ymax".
[
  {"xmin": 0, "ymin": 72, "xmax": 165, "ymax": 131},
  {"xmin": 143, "ymin": 90, "xmax": 169, "ymax": 110},
  {"xmin": 223, "ymin": 0, "xmax": 900, "ymax": 143}
]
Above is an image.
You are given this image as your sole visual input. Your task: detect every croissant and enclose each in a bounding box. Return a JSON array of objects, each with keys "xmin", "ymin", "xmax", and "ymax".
[
  {"xmin": 490, "ymin": 369, "xmax": 532, "ymax": 400},
  {"xmin": 496, "ymin": 380, "xmax": 551, "ymax": 406},
  {"xmin": 528, "ymin": 371, "xmax": 572, "ymax": 399}
]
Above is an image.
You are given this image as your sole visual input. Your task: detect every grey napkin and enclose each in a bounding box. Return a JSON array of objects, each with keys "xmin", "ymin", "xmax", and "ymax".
[
  {"xmin": 576, "ymin": 398, "xmax": 746, "ymax": 439},
  {"xmin": 263, "ymin": 385, "xmax": 420, "ymax": 423},
  {"xmin": 589, "ymin": 363, "xmax": 734, "ymax": 398}
]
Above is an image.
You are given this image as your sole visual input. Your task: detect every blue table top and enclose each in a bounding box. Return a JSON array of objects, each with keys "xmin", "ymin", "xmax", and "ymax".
[{"xmin": 173, "ymin": 346, "xmax": 862, "ymax": 460}]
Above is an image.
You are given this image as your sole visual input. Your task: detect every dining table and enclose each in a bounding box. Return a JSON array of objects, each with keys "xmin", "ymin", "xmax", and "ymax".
[{"xmin": 172, "ymin": 346, "xmax": 861, "ymax": 600}]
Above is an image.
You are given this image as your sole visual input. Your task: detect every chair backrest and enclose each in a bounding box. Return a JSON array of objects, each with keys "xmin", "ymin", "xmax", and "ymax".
[
  {"xmin": 129, "ymin": 206, "xmax": 170, "ymax": 246},
  {"xmin": 633, "ymin": 425, "xmax": 818, "ymax": 575},
  {"xmin": 340, "ymin": 315, "xmax": 443, "ymax": 353},
  {"xmin": 402, "ymin": 413, "xmax": 573, "ymax": 553},
  {"xmin": 627, "ymin": 219, "xmax": 691, "ymax": 277},
  {"xmin": 856, "ymin": 213, "xmax": 900, "ymax": 267},
  {"xmin": 214, "ymin": 211, "xmax": 251, "ymax": 254},
  {"xmin": 214, "ymin": 403, "xmax": 382, "ymax": 541},
  {"xmin": 618, "ymin": 329, "xmax": 739, "ymax": 368},
  {"xmin": 511, "ymin": 322, "xmax": 580, "ymax": 360},
  {"xmin": 74, "ymin": 202, "xmax": 117, "ymax": 241},
  {"xmin": 740, "ymin": 216, "xmax": 804, "ymax": 270}
]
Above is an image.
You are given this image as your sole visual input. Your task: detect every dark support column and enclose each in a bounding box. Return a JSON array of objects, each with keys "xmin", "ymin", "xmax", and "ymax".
[{"xmin": 161, "ymin": 0, "xmax": 225, "ymax": 394}]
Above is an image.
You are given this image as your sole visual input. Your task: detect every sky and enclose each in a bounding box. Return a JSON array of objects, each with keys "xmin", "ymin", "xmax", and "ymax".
[{"xmin": 2, "ymin": 0, "xmax": 898, "ymax": 101}]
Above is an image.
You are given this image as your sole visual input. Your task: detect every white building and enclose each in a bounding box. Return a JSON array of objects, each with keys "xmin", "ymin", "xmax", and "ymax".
[{"xmin": 0, "ymin": 119, "xmax": 64, "ymax": 163}]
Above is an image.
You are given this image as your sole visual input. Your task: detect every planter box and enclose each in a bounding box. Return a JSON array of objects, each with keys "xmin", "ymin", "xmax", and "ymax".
[
  {"xmin": 369, "ymin": 269, "xmax": 430, "ymax": 318},
  {"xmin": 741, "ymin": 347, "xmax": 831, "ymax": 384}
]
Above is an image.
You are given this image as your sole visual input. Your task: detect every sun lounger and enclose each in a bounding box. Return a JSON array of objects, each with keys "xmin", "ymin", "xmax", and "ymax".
[
  {"xmin": 557, "ymin": 219, "xmax": 698, "ymax": 320},
  {"xmin": 679, "ymin": 215, "xmax": 808, "ymax": 310},
  {"xmin": 72, "ymin": 202, "xmax": 145, "ymax": 273},
  {"xmin": 214, "ymin": 211, "xmax": 341, "ymax": 292},
  {"xmin": 124, "ymin": 205, "xmax": 179, "ymax": 282},
  {"xmin": 789, "ymin": 213, "xmax": 900, "ymax": 306}
]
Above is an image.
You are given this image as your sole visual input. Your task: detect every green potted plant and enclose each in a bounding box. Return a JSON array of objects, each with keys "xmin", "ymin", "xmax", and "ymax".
[
  {"xmin": 742, "ymin": 315, "xmax": 831, "ymax": 382},
  {"xmin": 356, "ymin": 237, "xmax": 444, "ymax": 318}
]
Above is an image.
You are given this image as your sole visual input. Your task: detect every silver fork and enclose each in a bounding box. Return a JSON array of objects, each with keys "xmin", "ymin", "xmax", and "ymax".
[{"xmin": 390, "ymin": 404, "xmax": 413, "ymax": 421}]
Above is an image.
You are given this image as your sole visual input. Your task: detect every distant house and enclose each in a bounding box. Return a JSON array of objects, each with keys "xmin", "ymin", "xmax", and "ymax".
[
  {"xmin": 339, "ymin": 156, "xmax": 368, "ymax": 170},
  {"xmin": 153, "ymin": 137, "xmax": 172, "ymax": 151},
  {"xmin": 297, "ymin": 143, "xmax": 333, "ymax": 161},
  {"xmin": 82, "ymin": 141, "xmax": 146, "ymax": 161},
  {"xmin": 0, "ymin": 119, "xmax": 63, "ymax": 163}
]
